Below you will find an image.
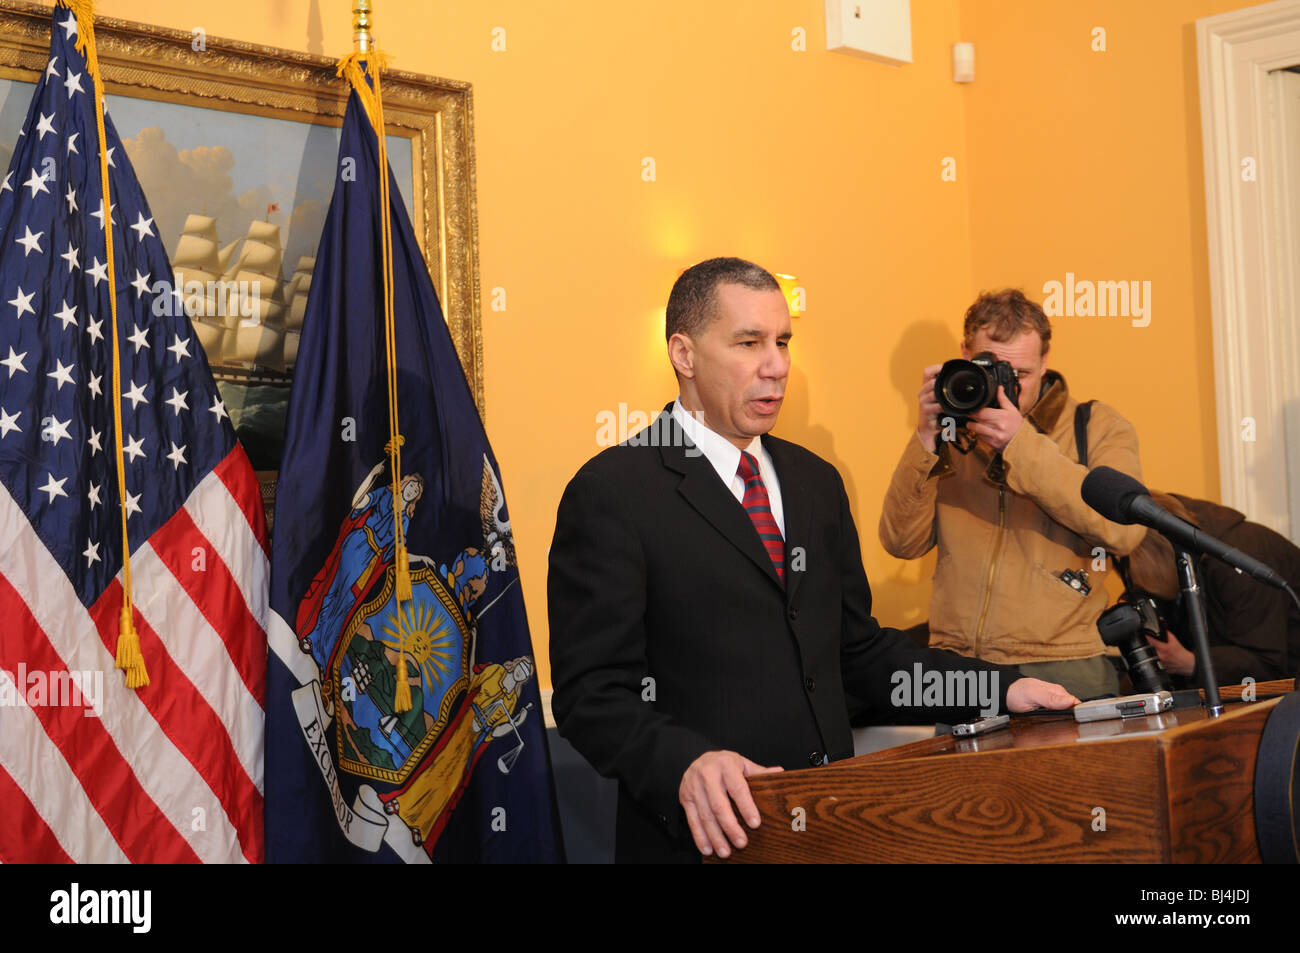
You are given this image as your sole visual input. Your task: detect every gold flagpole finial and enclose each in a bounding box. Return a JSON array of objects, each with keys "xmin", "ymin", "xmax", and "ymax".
[{"xmin": 353, "ymin": 0, "xmax": 373, "ymax": 54}]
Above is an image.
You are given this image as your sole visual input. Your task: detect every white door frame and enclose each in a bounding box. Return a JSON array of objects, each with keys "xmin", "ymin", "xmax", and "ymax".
[{"xmin": 1198, "ymin": 0, "xmax": 1300, "ymax": 538}]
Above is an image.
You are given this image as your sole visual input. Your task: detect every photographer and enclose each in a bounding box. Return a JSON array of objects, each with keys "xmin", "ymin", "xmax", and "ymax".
[
  {"xmin": 879, "ymin": 289, "xmax": 1145, "ymax": 698},
  {"xmin": 1125, "ymin": 493, "xmax": 1300, "ymax": 686}
]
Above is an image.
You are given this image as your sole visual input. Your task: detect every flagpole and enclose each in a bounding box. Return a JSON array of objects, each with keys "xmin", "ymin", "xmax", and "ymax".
[{"xmin": 353, "ymin": 0, "xmax": 372, "ymax": 54}]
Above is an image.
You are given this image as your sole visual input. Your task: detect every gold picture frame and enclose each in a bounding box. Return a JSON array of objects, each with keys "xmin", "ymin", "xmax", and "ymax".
[{"xmin": 0, "ymin": 0, "xmax": 483, "ymax": 518}]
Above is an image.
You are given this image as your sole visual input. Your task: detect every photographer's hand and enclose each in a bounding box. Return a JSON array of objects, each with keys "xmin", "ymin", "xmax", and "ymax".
[
  {"xmin": 967, "ymin": 385, "xmax": 1024, "ymax": 452},
  {"xmin": 916, "ymin": 363, "xmax": 944, "ymax": 452},
  {"xmin": 1146, "ymin": 630, "xmax": 1196, "ymax": 676}
]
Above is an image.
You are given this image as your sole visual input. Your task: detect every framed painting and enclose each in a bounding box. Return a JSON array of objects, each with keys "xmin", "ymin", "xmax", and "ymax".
[{"xmin": 0, "ymin": 0, "xmax": 482, "ymax": 520}]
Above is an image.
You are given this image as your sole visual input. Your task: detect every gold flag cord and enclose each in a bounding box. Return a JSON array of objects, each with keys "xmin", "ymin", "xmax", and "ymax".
[
  {"xmin": 68, "ymin": 0, "xmax": 147, "ymax": 688},
  {"xmin": 337, "ymin": 46, "xmax": 414, "ymax": 713}
]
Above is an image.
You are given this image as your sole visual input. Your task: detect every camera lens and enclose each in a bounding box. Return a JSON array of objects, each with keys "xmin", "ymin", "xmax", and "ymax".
[
  {"xmin": 1097, "ymin": 601, "xmax": 1172, "ymax": 694},
  {"xmin": 939, "ymin": 366, "xmax": 989, "ymax": 413},
  {"xmin": 1125, "ymin": 642, "xmax": 1169, "ymax": 695}
]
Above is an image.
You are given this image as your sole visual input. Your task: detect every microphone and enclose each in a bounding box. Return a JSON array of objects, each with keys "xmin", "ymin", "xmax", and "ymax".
[{"xmin": 1081, "ymin": 467, "xmax": 1289, "ymax": 590}]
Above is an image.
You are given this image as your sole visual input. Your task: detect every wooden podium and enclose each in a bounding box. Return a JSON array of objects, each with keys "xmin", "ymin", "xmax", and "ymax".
[{"xmin": 716, "ymin": 683, "xmax": 1294, "ymax": 863}]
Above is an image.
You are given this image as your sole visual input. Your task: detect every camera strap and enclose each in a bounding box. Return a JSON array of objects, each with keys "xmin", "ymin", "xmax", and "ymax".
[
  {"xmin": 1074, "ymin": 400, "xmax": 1095, "ymax": 468},
  {"xmin": 1075, "ymin": 399, "xmax": 1131, "ymax": 588}
]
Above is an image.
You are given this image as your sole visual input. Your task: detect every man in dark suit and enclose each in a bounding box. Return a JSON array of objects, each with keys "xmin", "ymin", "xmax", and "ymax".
[{"xmin": 548, "ymin": 258, "xmax": 1077, "ymax": 863}]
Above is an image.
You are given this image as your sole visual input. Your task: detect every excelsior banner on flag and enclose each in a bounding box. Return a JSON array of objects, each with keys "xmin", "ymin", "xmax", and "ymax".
[
  {"xmin": 265, "ymin": 56, "xmax": 564, "ymax": 863},
  {"xmin": 0, "ymin": 2, "xmax": 268, "ymax": 863}
]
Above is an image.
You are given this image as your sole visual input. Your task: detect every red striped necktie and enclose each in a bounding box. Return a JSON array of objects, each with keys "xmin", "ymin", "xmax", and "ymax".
[{"xmin": 737, "ymin": 451, "xmax": 785, "ymax": 584}]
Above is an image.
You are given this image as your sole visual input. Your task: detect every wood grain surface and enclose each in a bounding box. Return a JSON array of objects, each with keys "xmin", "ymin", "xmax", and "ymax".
[
  {"xmin": 712, "ymin": 695, "xmax": 1285, "ymax": 864},
  {"xmin": 1165, "ymin": 701, "xmax": 1275, "ymax": 863}
]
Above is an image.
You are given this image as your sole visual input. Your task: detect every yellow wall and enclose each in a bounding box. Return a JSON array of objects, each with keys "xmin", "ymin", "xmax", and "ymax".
[
  {"xmin": 84, "ymin": 0, "xmax": 1260, "ymax": 688},
  {"xmin": 959, "ymin": 0, "xmax": 1257, "ymax": 499}
]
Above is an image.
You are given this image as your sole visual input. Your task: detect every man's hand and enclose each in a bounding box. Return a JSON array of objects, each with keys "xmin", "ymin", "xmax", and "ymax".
[
  {"xmin": 1005, "ymin": 677, "xmax": 1079, "ymax": 711},
  {"xmin": 966, "ymin": 385, "xmax": 1024, "ymax": 452},
  {"xmin": 916, "ymin": 363, "xmax": 945, "ymax": 452},
  {"xmin": 679, "ymin": 750, "xmax": 783, "ymax": 859},
  {"xmin": 1146, "ymin": 630, "xmax": 1196, "ymax": 676}
]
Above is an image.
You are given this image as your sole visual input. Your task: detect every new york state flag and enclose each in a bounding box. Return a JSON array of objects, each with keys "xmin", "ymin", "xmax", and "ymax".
[{"xmin": 264, "ymin": 56, "xmax": 563, "ymax": 864}]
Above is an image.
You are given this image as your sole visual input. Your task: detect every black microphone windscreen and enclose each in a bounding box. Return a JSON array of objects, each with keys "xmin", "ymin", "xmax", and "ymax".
[{"xmin": 1081, "ymin": 466, "xmax": 1151, "ymax": 524}]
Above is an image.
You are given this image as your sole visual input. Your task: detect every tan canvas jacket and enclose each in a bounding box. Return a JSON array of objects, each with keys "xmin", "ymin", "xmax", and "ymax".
[{"xmin": 878, "ymin": 371, "xmax": 1145, "ymax": 666}]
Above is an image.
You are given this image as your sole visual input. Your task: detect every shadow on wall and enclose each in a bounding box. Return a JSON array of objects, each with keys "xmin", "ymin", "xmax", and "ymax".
[
  {"xmin": 875, "ymin": 318, "xmax": 962, "ymax": 628},
  {"xmin": 777, "ymin": 364, "xmax": 856, "ymax": 514},
  {"xmin": 890, "ymin": 318, "xmax": 962, "ymax": 423},
  {"xmin": 777, "ymin": 349, "xmax": 945, "ymax": 631}
]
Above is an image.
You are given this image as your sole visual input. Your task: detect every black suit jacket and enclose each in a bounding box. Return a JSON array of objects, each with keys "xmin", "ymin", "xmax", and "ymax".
[{"xmin": 548, "ymin": 406, "xmax": 1021, "ymax": 862}]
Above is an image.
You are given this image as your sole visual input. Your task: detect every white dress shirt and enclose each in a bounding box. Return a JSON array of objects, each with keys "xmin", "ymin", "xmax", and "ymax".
[{"xmin": 671, "ymin": 398, "xmax": 785, "ymax": 537}]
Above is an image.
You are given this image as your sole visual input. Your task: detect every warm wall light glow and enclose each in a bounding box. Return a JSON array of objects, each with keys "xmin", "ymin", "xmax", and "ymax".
[
  {"xmin": 651, "ymin": 215, "xmax": 695, "ymax": 259},
  {"xmin": 774, "ymin": 273, "xmax": 806, "ymax": 316}
]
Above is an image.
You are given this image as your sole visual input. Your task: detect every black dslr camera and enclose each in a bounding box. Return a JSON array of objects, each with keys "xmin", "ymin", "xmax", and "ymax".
[
  {"xmin": 1097, "ymin": 591, "xmax": 1173, "ymax": 694},
  {"xmin": 934, "ymin": 351, "xmax": 1021, "ymax": 426}
]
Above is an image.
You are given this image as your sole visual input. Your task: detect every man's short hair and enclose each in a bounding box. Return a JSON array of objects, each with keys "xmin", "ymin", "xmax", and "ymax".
[
  {"xmin": 963, "ymin": 289, "xmax": 1052, "ymax": 355},
  {"xmin": 665, "ymin": 257, "xmax": 781, "ymax": 342}
]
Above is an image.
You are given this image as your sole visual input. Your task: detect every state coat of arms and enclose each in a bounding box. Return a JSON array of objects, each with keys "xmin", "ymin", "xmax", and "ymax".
[{"xmin": 289, "ymin": 454, "xmax": 532, "ymax": 858}]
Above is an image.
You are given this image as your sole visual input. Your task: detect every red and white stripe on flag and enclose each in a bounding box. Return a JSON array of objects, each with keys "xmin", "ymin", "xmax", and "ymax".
[{"xmin": 0, "ymin": 449, "xmax": 268, "ymax": 863}]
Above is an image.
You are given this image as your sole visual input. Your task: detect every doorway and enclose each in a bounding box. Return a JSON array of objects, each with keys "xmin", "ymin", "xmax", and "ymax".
[{"xmin": 1198, "ymin": 1, "xmax": 1300, "ymax": 540}]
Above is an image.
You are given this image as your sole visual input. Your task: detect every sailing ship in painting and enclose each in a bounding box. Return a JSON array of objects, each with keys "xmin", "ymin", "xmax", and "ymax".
[{"xmin": 171, "ymin": 213, "xmax": 314, "ymax": 374}]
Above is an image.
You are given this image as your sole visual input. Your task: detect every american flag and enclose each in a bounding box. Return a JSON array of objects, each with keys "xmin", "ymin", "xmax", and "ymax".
[{"xmin": 0, "ymin": 4, "xmax": 268, "ymax": 862}]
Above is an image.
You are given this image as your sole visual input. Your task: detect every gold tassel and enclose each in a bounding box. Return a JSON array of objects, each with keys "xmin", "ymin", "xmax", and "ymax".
[
  {"xmin": 115, "ymin": 605, "xmax": 149, "ymax": 689},
  {"xmin": 393, "ymin": 650, "xmax": 412, "ymax": 713},
  {"xmin": 395, "ymin": 545, "xmax": 412, "ymax": 602}
]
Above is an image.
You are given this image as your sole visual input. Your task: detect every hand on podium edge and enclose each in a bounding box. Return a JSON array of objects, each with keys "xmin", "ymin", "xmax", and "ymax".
[
  {"xmin": 679, "ymin": 750, "xmax": 783, "ymax": 859},
  {"xmin": 1006, "ymin": 677, "xmax": 1079, "ymax": 712}
]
